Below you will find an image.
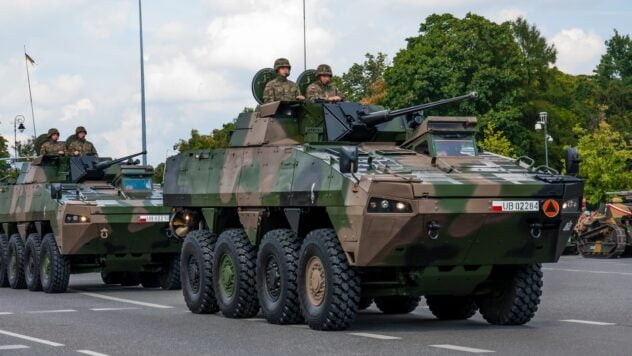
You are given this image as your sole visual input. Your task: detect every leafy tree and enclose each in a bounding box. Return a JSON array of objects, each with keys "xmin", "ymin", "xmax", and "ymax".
[
  {"xmin": 595, "ymin": 30, "xmax": 632, "ymax": 81},
  {"xmin": 575, "ymin": 121, "xmax": 632, "ymax": 205},
  {"xmin": 478, "ymin": 122, "xmax": 516, "ymax": 158},
  {"xmin": 153, "ymin": 162, "xmax": 165, "ymax": 184},
  {"xmin": 15, "ymin": 137, "xmax": 37, "ymax": 157},
  {"xmin": 338, "ymin": 52, "xmax": 389, "ymax": 103},
  {"xmin": 510, "ymin": 17, "xmax": 557, "ymax": 90},
  {"xmin": 173, "ymin": 122, "xmax": 236, "ymax": 153},
  {"xmin": 0, "ymin": 135, "xmax": 11, "ymax": 179}
]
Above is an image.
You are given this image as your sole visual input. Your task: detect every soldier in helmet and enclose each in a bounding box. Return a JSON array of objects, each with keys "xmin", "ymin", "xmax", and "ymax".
[
  {"xmin": 306, "ymin": 64, "xmax": 343, "ymax": 103},
  {"xmin": 67, "ymin": 126, "xmax": 98, "ymax": 156},
  {"xmin": 263, "ymin": 58, "xmax": 305, "ymax": 103},
  {"xmin": 40, "ymin": 128, "xmax": 67, "ymax": 156}
]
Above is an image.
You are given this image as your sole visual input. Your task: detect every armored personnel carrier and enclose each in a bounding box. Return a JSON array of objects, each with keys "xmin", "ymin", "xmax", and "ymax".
[
  {"xmin": 164, "ymin": 74, "xmax": 583, "ymax": 330},
  {"xmin": 575, "ymin": 191, "xmax": 632, "ymax": 258},
  {"xmin": 0, "ymin": 152, "xmax": 181, "ymax": 293}
]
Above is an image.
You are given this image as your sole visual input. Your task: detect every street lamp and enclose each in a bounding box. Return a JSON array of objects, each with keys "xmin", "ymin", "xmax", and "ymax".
[
  {"xmin": 13, "ymin": 115, "xmax": 26, "ymax": 160},
  {"xmin": 535, "ymin": 112, "xmax": 550, "ymax": 167}
]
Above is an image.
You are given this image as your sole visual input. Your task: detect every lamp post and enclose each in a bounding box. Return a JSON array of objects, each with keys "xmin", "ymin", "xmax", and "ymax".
[
  {"xmin": 13, "ymin": 115, "xmax": 26, "ymax": 160},
  {"xmin": 535, "ymin": 112, "xmax": 550, "ymax": 167}
]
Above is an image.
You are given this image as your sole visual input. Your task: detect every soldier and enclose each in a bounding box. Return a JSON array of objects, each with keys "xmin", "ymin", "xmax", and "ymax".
[
  {"xmin": 67, "ymin": 126, "xmax": 98, "ymax": 156},
  {"xmin": 306, "ymin": 64, "xmax": 344, "ymax": 103},
  {"xmin": 40, "ymin": 128, "xmax": 66, "ymax": 156},
  {"xmin": 263, "ymin": 58, "xmax": 305, "ymax": 103}
]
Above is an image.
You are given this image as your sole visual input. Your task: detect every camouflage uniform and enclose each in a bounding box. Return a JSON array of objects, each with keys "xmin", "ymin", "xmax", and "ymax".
[
  {"xmin": 40, "ymin": 128, "xmax": 66, "ymax": 155},
  {"xmin": 263, "ymin": 76, "xmax": 301, "ymax": 103},
  {"xmin": 68, "ymin": 126, "xmax": 98, "ymax": 156},
  {"xmin": 306, "ymin": 81, "xmax": 344, "ymax": 102}
]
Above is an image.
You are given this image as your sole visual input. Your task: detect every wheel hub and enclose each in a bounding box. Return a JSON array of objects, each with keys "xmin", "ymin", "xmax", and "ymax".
[
  {"xmin": 264, "ymin": 255, "xmax": 281, "ymax": 301},
  {"xmin": 219, "ymin": 254, "xmax": 236, "ymax": 298},
  {"xmin": 305, "ymin": 256, "xmax": 326, "ymax": 306},
  {"xmin": 40, "ymin": 250, "xmax": 51, "ymax": 284},
  {"xmin": 187, "ymin": 256, "xmax": 200, "ymax": 293}
]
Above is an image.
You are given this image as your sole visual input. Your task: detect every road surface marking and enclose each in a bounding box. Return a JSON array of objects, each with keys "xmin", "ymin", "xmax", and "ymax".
[
  {"xmin": 77, "ymin": 350, "xmax": 110, "ymax": 356},
  {"xmin": 0, "ymin": 312, "xmax": 13, "ymax": 315},
  {"xmin": 560, "ymin": 319, "xmax": 616, "ymax": 326},
  {"xmin": 543, "ymin": 267, "xmax": 632, "ymax": 276},
  {"xmin": 0, "ymin": 329, "xmax": 64, "ymax": 347},
  {"xmin": 0, "ymin": 345, "xmax": 29, "ymax": 350},
  {"xmin": 348, "ymin": 332, "xmax": 401, "ymax": 340},
  {"xmin": 72, "ymin": 291, "xmax": 173, "ymax": 309},
  {"xmin": 430, "ymin": 344, "xmax": 494, "ymax": 353},
  {"xmin": 90, "ymin": 307, "xmax": 141, "ymax": 311},
  {"xmin": 27, "ymin": 309, "xmax": 77, "ymax": 314}
]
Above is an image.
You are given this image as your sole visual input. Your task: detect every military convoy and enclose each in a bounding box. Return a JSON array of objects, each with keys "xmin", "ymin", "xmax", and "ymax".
[
  {"xmin": 0, "ymin": 150, "xmax": 181, "ymax": 293},
  {"xmin": 574, "ymin": 191, "xmax": 632, "ymax": 258},
  {"xmin": 162, "ymin": 70, "xmax": 584, "ymax": 331}
]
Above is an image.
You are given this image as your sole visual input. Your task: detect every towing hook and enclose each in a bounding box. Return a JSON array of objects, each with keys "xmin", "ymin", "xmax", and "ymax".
[
  {"xmin": 427, "ymin": 221, "xmax": 441, "ymax": 240},
  {"xmin": 100, "ymin": 228, "xmax": 109, "ymax": 239},
  {"xmin": 529, "ymin": 223, "xmax": 543, "ymax": 239}
]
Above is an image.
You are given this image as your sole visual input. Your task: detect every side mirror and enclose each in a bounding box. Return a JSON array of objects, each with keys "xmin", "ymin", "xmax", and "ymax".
[
  {"xmin": 50, "ymin": 183, "xmax": 62, "ymax": 199},
  {"xmin": 339, "ymin": 146, "xmax": 358, "ymax": 174},
  {"xmin": 564, "ymin": 147, "xmax": 581, "ymax": 176}
]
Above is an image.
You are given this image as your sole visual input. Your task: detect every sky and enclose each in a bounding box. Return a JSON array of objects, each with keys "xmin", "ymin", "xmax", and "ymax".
[{"xmin": 0, "ymin": 0, "xmax": 630, "ymax": 165}]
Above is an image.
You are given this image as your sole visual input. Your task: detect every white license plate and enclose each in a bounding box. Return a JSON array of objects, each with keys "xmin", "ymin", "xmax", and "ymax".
[
  {"xmin": 138, "ymin": 215, "xmax": 170, "ymax": 223},
  {"xmin": 491, "ymin": 201, "xmax": 539, "ymax": 212}
]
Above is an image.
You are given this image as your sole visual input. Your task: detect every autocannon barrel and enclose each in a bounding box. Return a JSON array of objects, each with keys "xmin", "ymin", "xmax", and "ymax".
[
  {"xmin": 358, "ymin": 92, "xmax": 478, "ymax": 127},
  {"xmin": 94, "ymin": 151, "xmax": 147, "ymax": 170}
]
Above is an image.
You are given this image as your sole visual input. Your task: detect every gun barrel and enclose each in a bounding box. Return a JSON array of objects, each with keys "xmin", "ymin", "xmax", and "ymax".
[
  {"xmin": 359, "ymin": 92, "xmax": 478, "ymax": 127},
  {"xmin": 94, "ymin": 151, "xmax": 146, "ymax": 170}
]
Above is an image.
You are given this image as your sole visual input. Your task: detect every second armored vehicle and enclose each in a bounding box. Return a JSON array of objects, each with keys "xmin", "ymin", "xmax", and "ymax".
[{"xmin": 0, "ymin": 152, "xmax": 181, "ymax": 293}]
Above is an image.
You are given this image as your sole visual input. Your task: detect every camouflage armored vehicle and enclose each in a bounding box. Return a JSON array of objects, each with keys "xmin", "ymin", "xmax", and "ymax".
[
  {"xmin": 164, "ymin": 76, "xmax": 583, "ymax": 330},
  {"xmin": 575, "ymin": 191, "xmax": 632, "ymax": 258},
  {"xmin": 0, "ymin": 151, "xmax": 181, "ymax": 293}
]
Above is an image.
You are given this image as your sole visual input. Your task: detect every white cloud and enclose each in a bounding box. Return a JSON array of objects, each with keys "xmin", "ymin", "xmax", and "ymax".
[
  {"xmin": 552, "ymin": 28, "xmax": 605, "ymax": 75},
  {"xmin": 81, "ymin": 2, "xmax": 133, "ymax": 39},
  {"xmin": 489, "ymin": 8, "xmax": 528, "ymax": 23},
  {"xmin": 61, "ymin": 98, "xmax": 95, "ymax": 122}
]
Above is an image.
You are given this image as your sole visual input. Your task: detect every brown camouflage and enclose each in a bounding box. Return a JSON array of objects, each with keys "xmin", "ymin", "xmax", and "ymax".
[
  {"xmin": 263, "ymin": 76, "xmax": 301, "ymax": 102},
  {"xmin": 40, "ymin": 140, "xmax": 66, "ymax": 155},
  {"xmin": 306, "ymin": 80, "xmax": 343, "ymax": 102},
  {"xmin": 67, "ymin": 138, "xmax": 98, "ymax": 156}
]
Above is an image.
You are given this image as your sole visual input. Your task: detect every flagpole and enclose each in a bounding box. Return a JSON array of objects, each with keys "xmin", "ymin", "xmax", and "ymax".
[
  {"xmin": 24, "ymin": 45, "xmax": 37, "ymax": 138},
  {"xmin": 138, "ymin": 0, "xmax": 147, "ymax": 165},
  {"xmin": 303, "ymin": 0, "xmax": 307, "ymax": 71}
]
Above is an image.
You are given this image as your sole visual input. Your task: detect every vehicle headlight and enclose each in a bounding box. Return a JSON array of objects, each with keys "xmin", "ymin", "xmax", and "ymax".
[
  {"xmin": 562, "ymin": 198, "xmax": 580, "ymax": 212},
  {"xmin": 368, "ymin": 198, "xmax": 412, "ymax": 213},
  {"xmin": 65, "ymin": 214, "xmax": 90, "ymax": 223}
]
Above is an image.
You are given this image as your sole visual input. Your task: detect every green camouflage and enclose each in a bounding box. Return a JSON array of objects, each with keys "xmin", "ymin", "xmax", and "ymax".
[
  {"xmin": 306, "ymin": 80, "xmax": 343, "ymax": 102},
  {"xmin": 39, "ymin": 140, "xmax": 66, "ymax": 155},
  {"xmin": 164, "ymin": 89, "xmax": 584, "ymax": 330},
  {"xmin": 0, "ymin": 152, "xmax": 181, "ymax": 292},
  {"xmin": 67, "ymin": 138, "xmax": 98, "ymax": 156},
  {"xmin": 263, "ymin": 76, "xmax": 301, "ymax": 103}
]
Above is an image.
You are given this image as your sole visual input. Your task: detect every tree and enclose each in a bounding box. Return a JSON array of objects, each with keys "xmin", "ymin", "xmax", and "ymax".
[
  {"xmin": 15, "ymin": 137, "xmax": 37, "ymax": 157},
  {"xmin": 575, "ymin": 121, "xmax": 632, "ymax": 205},
  {"xmin": 478, "ymin": 122, "xmax": 516, "ymax": 158},
  {"xmin": 595, "ymin": 30, "xmax": 632, "ymax": 82},
  {"xmin": 338, "ymin": 52, "xmax": 389, "ymax": 103},
  {"xmin": 510, "ymin": 17, "xmax": 557, "ymax": 90},
  {"xmin": 173, "ymin": 122, "xmax": 236, "ymax": 153},
  {"xmin": 153, "ymin": 162, "xmax": 165, "ymax": 184}
]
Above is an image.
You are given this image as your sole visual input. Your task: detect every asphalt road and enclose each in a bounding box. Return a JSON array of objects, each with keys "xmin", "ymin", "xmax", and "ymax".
[{"xmin": 1, "ymin": 256, "xmax": 631, "ymax": 355}]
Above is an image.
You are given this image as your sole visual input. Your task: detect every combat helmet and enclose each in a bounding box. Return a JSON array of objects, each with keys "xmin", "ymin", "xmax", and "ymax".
[
  {"xmin": 316, "ymin": 64, "xmax": 333, "ymax": 76},
  {"xmin": 48, "ymin": 128, "xmax": 60, "ymax": 137},
  {"xmin": 76, "ymin": 126, "xmax": 87, "ymax": 134},
  {"xmin": 274, "ymin": 58, "xmax": 291, "ymax": 71}
]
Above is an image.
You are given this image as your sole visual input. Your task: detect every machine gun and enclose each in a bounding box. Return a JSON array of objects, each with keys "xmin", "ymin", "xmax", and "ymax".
[{"xmin": 70, "ymin": 151, "xmax": 146, "ymax": 183}]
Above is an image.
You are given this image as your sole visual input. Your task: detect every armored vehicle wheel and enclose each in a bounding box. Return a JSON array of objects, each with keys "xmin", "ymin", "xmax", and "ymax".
[
  {"xmin": 101, "ymin": 271, "xmax": 122, "ymax": 285},
  {"xmin": 476, "ymin": 264, "xmax": 542, "ymax": 325},
  {"xmin": 426, "ymin": 295, "xmax": 477, "ymax": 320},
  {"xmin": 256, "ymin": 229, "xmax": 302, "ymax": 324},
  {"xmin": 120, "ymin": 272, "xmax": 140, "ymax": 286},
  {"xmin": 0, "ymin": 234, "xmax": 9, "ymax": 287},
  {"xmin": 181, "ymin": 230, "xmax": 219, "ymax": 314},
  {"xmin": 374, "ymin": 296, "xmax": 420, "ymax": 314},
  {"xmin": 25, "ymin": 234, "xmax": 43, "ymax": 291},
  {"xmin": 212, "ymin": 229, "xmax": 259, "ymax": 318},
  {"xmin": 7, "ymin": 234, "xmax": 27, "ymax": 289},
  {"xmin": 358, "ymin": 297, "xmax": 373, "ymax": 311},
  {"xmin": 297, "ymin": 229, "xmax": 361, "ymax": 331},
  {"xmin": 159, "ymin": 255, "xmax": 181, "ymax": 290},
  {"xmin": 140, "ymin": 272, "xmax": 161, "ymax": 288},
  {"xmin": 39, "ymin": 234, "xmax": 70, "ymax": 293}
]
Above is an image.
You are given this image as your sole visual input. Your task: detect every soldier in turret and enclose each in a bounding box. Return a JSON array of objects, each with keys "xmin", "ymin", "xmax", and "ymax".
[
  {"xmin": 40, "ymin": 128, "xmax": 66, "ymax": 156},
  {"xmin": 306, "ymin": 64, "xmax": 343, "ymax": 103},
  {"xmin": 263, "ymin": 58, "xmax": 305, "ymax": 103},
  {"xmin": 67, "ymin": 126, "xmax": 98, "ymax": 156}
]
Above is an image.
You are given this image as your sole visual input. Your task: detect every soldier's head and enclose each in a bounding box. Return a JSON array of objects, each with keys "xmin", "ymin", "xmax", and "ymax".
[
  {"xmin": 316, "ymin": 64, "xmax": 333, "ymax": 85},
  {"xmin": 48, "ymin": 128, "xmax": 60, "ymax": 141},
  {"xmin": 274, "ymin": 58, "xmax": 291, "ymax": 77},
  {"xmin": 75, "ymin": 126, "xmax": 87, "ymax": 139}
]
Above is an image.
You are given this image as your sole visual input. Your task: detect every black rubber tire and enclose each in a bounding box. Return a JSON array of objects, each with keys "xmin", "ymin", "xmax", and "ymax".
[
  {"xmin": 139, "ymin": 272, "xmax": 161, "ymax": 288},
  {"xmin": 256, "ymin": 229, "xmax": 302, "ymax": 324},
  {"xmin": 120, "ymin": 272, "xmax": 140, "ymax": 286},
  {"xmin": 0, "ymin": 234, "xmax": 9, "ymax": 287},
  {"xmin": 358, "ymin": 297, "xmax": 373, "ymax": 311},
  {"xmin": 101, "ymin": 271, "xmax": 122, "ymax": 285},
  {"xmin": 298, "ymin": 228, "xmax": 361, "ymax": 331},
  {"xmin": 426, "ymin": 295, "xmax": 478, "ymax": 320},
  {"xmin": 25, "ymin": 234, "xmax": 43, "ymax": 291},
  {"xmin": 160, "ymin": 254, "xmax": 181, "ymax": 290},
  {"xmin": 212, "ymin": 228, "xmax": 259, "ymax": 318},
  {"xmin": 374, "ymin": 296, "xmax": 421, "ymax": 314},
  {"xmin": 476, "ymin": 264, "xmax": 543, "ymax": 325},
  {"xmin": 8, "ymin": 234, "xmax": 27, "ymax": 289},
  {"xmin": 181, "ymin": 229, "xmax": 219, "ymax": 314},
  {"xmin": 39, "ymin": 233, "xmax": 70, "ymax": 293}
]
